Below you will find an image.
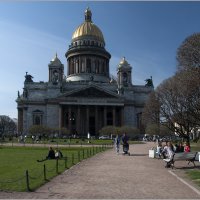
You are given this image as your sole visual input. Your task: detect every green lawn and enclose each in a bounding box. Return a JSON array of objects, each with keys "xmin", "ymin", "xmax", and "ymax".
[
  {"xmin": 186, "ymin": 170, "xmax": 200, "ymax": 187},
  {"xmin": 190, "ymin": 142, "xmax": 200, "ymax": 152},
  {"xmin": 0, "ymin": 137, "xmax": 145, "ymax": 146},
  {"xmin": 184, "ymin": 142, "xmax": 200, "ymax": 187},
  {"xmin": 0, "ymin": 137, "xmax": 114, "ymax": 145},
  {"xmin": 0, "ymin": 146, "xmax": 106, "ymax": 192}
]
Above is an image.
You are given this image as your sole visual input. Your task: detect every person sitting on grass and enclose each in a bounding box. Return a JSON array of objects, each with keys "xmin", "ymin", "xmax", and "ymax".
[
  {"xmin": 55, "ymin": 148, "xmax": 63, "ymax": 159},
  {"xmin": 37, "ymin": 146, "xmax": 55, "ymax": 162},
  {"xmin": 46, "ymin": 147, "xmax": 55, "ymax": 159}
]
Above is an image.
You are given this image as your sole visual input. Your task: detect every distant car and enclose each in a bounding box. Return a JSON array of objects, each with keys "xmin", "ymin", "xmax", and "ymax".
[{"xmin": 99, "ymin": 135, "xmax": 110, "ymax": 140}]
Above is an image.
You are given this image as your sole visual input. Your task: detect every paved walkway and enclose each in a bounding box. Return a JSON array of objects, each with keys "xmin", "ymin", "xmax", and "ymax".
[{"xmin": 1, "ymin": 142, "xmax": 200, "ymax": 199}]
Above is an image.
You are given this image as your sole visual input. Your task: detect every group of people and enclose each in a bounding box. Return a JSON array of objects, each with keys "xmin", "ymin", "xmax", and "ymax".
[
  {"xmin": 115, "ymin": 133, "xmax": 129, "ymax": 154},
  {"xmin": 156, "ymin": 141, "xmax": 190, "ymax": 168},
  {"xmin": 157, "ymin": 141, "xmax": 190, "ymax": 158},
  {"xmin": 46, "ymin": 147, "xmax": 63, "ymax": 159}
]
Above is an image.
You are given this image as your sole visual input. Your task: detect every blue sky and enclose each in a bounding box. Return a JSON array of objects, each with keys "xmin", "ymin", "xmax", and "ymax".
[{"xmin": 0, "ymin": 1, "xmax": 200, "ymax": 119}]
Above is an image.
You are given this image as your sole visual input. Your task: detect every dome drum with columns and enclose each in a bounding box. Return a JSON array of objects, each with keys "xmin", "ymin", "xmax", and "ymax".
[{"xmin": 16, "ymin": 8, "xmax": 153, "ymax": 137}]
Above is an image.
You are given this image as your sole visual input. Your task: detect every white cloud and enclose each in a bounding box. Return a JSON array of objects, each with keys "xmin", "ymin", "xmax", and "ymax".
[{"xmin": 0, "ymin": 20, "xmax": 69, "ymax": 118}]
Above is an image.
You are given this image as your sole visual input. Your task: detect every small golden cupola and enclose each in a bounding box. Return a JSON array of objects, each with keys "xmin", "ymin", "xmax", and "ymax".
[{"xmin": 117, "ymin": 57, "xmax": 132, "ymax": 88}]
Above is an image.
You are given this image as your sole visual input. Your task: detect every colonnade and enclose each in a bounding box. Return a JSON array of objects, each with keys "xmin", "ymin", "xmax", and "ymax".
[
  {"xmin": 67, "ymin": 56, "xmax": 109, "ymax": 76},
  {"xmin": 59, "ymin": 105, "xmax": 124, "ymax": 136}
]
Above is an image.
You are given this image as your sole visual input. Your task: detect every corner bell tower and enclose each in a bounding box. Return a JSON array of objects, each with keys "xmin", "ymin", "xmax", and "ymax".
[
  {"xmin": 117, "ymin": 57, "xmax": 132, "ymax": 88},
  {"xmin": 48, "ymin": 53, "xmax": 64, "ymax": 85}
]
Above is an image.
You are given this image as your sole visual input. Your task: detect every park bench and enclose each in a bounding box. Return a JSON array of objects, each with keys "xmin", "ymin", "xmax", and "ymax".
[{"xmin": 163, "ymin": 152, "xmax": 198, "ymax": 169}]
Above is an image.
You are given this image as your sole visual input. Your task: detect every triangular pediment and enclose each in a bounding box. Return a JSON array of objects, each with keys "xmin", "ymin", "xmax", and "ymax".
[
  {"xmin": 59, "ymin": 85, "xmax": 120, "ymax": 99},
  {"xmin": 70, "ymin": 87, "xmax": 116, "ymax": 98}
]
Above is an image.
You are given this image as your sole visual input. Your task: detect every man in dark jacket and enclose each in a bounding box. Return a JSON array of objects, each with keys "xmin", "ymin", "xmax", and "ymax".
[{"xmin": 46, "ymin": 147, "xmax": 55, "ymax": 159}]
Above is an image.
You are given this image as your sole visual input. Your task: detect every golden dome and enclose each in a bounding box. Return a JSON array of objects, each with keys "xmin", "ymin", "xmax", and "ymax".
[{"xmin": 72, "ymin": 8, "xmax": 105, "ymax": 43}]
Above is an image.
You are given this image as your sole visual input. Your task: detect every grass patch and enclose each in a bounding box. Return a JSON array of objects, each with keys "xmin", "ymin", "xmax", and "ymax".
[
  {"xmin": 186, "ymin": 170, "xmax": 200, "ymax": 186},
  {"xmin": 181, "ymin": 142, "xmax": 200, "ymax": 187},
  {"xmin": 1, "ymin": 138, "xmax": 115, "ymax": 145},
  {"xmin": 0, "ymin": 146, "xmax": 106, "ymax": 192},
  {"xmin": 190, "ymin": 142, "xmax": 200, "ymax": 152},
  {"xmin": 1, "ymin": 137, "xmax": 145, "ymax": 146}
]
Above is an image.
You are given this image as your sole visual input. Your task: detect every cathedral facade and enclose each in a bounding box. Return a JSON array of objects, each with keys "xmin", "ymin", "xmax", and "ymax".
[{"xmin": 16, "ymin": 8, "xmax": 153, "ymax": 137}]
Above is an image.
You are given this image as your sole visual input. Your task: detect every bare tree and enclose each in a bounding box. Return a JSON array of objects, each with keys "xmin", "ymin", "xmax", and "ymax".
[
  {"xmin": 59, "ymin": 127, "xmax": 70, "ymax": 138},
  {"xmin": 157, "ymin": 69, "xmax": 200, "ymax": 142},
  {"xmin": 120, "ymin": 126, "xmax": 140, "ymax": 139},
  {"xmin": 29, "ymin": 125, "xmax": 51, "ymax": 137},
  {"xmin": 159, "ymin": 124, "xmax": 174, "ymax": 136},
  {"xmin": 142, "ymin": 68, "xmax": 200, "ymax": 143},
  {"xmin": 142, "ymin": 91, "xmax": 160, "ymax": 128},
  {"xmin": 142, "ymin": 33, "xmax": 200, "ymax": 143},
  {"xmin": 99, "ymin": 125, "xmax": 140, "ymax": 139},
  {"xmin": 145, "ymin": 123, "xmax": 159, "ymax": 136},
  {"xmin": 0, "ymin": 115, "xmax": 17, "ymax": 138},
  {"xmin": 99, "ymin": 126, "xmax": 120, "ymax": 136},
  {"xmin": 177, "ymin": 33, "xmax": 200, "ymax": 71}
]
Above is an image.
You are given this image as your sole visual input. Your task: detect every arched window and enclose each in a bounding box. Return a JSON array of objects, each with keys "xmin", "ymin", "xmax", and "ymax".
[
  {"xmin": 32, "ymin": 110, "xmax": 43, "ymax": 126},
  {"xmin": 52, "ymin": 70, "xmax": 59, "ymax": 84},
  {"xmin": 123, "ymin": 72, "xmax": 128, "ymax": 83},
  {"xmin": 35, "ymin": 116, "xmax": 41, "ymax": 125}
]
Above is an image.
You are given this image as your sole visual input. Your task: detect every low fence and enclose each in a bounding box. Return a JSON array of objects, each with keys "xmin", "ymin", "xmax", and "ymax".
[{"xmin": 0, "ymin": 144, "xmax": 112, "ymax": 192}]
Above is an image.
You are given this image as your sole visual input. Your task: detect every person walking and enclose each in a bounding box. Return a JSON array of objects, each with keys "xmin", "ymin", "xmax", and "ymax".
[
  {"xmin": 115, "ymin": 135, "xmax": 121, "ymax": 154},
  {"xmin": 122, "ymin": 133, "xmax": 130, "ymax": 155}
]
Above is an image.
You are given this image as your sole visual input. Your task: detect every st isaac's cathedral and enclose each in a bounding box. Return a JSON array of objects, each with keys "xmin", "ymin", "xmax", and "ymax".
[{"xmin": 16, "ymin": 8, "xmax": 154, "ymax": 137}]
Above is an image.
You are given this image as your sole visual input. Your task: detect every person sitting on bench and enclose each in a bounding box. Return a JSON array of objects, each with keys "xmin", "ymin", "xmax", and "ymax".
[
  {"xmin": 184, "ymin": 142, "xmax": 191, "ymax": 152},
  {"xmin": 163, "ymin": 142, "xmax": 175, "ymax": 168}
]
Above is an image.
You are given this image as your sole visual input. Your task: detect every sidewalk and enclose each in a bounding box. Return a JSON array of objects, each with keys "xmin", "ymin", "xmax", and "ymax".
[{"xmin": 1, "ymin": 142, "xmax": 200, "ymax": 199}]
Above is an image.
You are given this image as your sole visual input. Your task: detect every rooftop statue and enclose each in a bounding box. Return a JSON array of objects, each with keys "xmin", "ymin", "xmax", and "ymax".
[
  {"xmin": 24, "ymin": 72, "xmax": 33, "ymax": 83},
  {"xmin": 145, "ymin": 76, "xmax": 154, "ymax": 87}
]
